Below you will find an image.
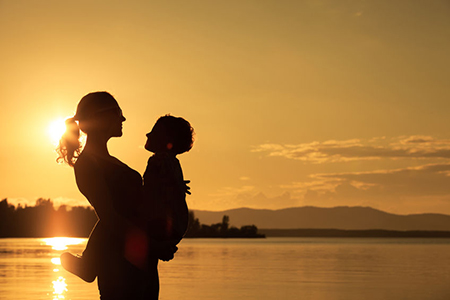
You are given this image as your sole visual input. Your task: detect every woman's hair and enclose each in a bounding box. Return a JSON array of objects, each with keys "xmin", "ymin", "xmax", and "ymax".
[
  {"xmin": 56, "ymin": 91, "xmax": 118, "ymax": 166},
  {"xmin": 156, "ymin": 115, "xmax": 194, "ymax": 155},
  {"xmin": 56, "ymin": 117, "xmax": 81, "ymax": 166}
]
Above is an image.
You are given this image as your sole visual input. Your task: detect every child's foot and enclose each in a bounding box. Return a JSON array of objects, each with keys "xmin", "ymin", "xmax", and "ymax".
[{"xmin": 60, "ymin": 252, "xmax": 96, "ymax": 283}]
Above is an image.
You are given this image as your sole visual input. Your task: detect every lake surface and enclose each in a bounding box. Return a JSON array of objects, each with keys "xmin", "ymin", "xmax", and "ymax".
[{"xmin": 1, "ymin": 237, "xmax": 450, "ymax": 300}]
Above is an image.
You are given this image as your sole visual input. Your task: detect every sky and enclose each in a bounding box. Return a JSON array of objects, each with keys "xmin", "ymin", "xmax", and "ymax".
[{"xmin": 1, "ymin": 0, "xmax": 450, "ymax": 215}]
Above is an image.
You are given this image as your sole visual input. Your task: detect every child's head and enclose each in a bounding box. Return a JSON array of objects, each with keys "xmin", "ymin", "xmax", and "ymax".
[{"xmin": 145, "ymin": 115, "xmax": 194, "ymax": 155}]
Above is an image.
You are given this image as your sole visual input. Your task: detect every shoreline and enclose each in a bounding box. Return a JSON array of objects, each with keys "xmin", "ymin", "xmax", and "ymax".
[
  {"xmin": 4, "ymin": 229, "xmax": 450, "ymax": 239},
  {"xmin": 259, "ymin": 228, "xmax": 450, "ymax": 238}
]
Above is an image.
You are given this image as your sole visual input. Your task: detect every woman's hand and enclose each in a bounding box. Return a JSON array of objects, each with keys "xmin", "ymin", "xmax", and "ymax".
[{"xmin": 154, "ymin": 240, "xmax": 178, "ymax": 262}]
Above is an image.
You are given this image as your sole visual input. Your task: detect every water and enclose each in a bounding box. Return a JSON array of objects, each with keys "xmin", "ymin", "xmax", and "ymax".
[{"xmin": 1, "ymin": 237, "xmax": 450, "ymax": 300}]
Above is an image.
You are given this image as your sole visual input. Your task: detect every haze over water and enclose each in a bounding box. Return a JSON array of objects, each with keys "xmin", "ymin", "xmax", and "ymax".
[{"xmin": 1, "ymin": 237, "xmax": 449, "ymax": 300}]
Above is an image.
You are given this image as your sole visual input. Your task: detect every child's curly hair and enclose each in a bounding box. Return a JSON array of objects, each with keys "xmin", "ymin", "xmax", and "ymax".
[{"xmin": 156, "ymin": 115, "xmax": 194, "ymax": 154}]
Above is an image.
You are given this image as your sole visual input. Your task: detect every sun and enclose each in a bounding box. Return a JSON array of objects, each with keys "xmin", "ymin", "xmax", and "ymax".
[{"xmin": 48, "ymin": 118, "xmax": 67, "ymax": 145}]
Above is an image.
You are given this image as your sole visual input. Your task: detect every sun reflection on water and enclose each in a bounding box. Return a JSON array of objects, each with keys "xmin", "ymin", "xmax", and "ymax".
[
  {"xmin": 51, "ymin": 257, "xmax": 61, "ymax": 265},
  {"xmin": 42, "ymin": 237, "xmax": 87, "ymax": 299},
  {"xmin": 42, "ymin": 237, "xmax": 85, "ymax": 250},
  {"xmin": 52, "ymin": 276, "xmax": 68, "ymax": 299}
]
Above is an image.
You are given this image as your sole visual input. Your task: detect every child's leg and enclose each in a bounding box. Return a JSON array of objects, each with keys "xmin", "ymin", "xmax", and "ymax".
[
  {"xmin": 61, "ymin": 221, "xmax": 103, "ymax": 283},
  {"xmin": 82, "ymin": 220, "xmax": 104, "ymax": 264}
]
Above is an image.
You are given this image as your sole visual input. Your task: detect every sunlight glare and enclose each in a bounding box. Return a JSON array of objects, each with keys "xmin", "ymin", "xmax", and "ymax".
[
  {"xmin": 47, "ymin": 118, "xmax": 67, "ymax": 146},
  {"xmin": 51, "ymin": 257, "xmax": 61, "ymax": 265},
  {"xmin": 53, "ymin": 276, "xmax": 68, "ymax": 299},
  {"xmin": 42, "ymin": 237, "xmax": 85, "ymax": 251}
]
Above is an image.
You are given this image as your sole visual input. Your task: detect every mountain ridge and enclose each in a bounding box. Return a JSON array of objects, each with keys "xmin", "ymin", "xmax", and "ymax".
[{"xmin": 191, "ymin": 206, "xmax": 450, "ymax": 231}]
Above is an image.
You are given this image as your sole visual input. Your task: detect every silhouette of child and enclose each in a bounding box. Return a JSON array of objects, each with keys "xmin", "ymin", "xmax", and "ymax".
[
  {"xmin": 142, "ymin": 115, "xmax": 192, "ymax": 245},
  {"xmin": 61, "ymin": 115, "xmax": 194, "ymax": 282}
]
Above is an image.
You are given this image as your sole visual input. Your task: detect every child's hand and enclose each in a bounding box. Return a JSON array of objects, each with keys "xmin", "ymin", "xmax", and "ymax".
[{"xmin": 184, "ymin": 180, "xmax": 191, "ymax": 195}]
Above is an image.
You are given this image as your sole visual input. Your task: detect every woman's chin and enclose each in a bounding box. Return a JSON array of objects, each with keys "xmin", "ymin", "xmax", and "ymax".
[{"xmin": 112, "ymin": 131, "xmax": 123, "ymax": 137}]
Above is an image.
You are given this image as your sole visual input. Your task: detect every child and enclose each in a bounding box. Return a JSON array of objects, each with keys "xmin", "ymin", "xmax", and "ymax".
[
  {"xmin": 61, "ymin": 114, "xmax": 194, "ymax": 282},
  {"xmin": 141, "ymin": 115, "xmax": 193, "ymax": 250}
]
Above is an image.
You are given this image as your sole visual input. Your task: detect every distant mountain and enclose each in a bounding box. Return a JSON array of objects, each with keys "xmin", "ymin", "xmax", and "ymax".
[{"xmin": 192, "ymin": 206, "xmax": 450, "ymax": 231}]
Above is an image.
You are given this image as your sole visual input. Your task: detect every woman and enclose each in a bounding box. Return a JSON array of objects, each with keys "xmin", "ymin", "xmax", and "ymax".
[{"xmin": 57, "ymin": 91, "xmax": 172, "ymax": 299}]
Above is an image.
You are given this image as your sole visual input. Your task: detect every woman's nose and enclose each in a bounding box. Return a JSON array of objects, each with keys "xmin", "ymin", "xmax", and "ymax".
[{"xmin": 121, "ymin": 115, "xmax": 126, "ymax": 122}]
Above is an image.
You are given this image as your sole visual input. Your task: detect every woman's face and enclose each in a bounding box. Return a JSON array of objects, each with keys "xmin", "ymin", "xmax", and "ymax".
[
  {"xmin": 103, "ymin": 106, "xmax": 126, "ymax": 138},
  {"xmin": 85, "ymin": 105, "xmax": 126, "ymax": 138}
]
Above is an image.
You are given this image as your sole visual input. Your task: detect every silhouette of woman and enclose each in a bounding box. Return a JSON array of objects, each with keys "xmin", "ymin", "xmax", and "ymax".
[{"xmin": 57, "ymin": 91, "xmax": 171, "ymax": 299}]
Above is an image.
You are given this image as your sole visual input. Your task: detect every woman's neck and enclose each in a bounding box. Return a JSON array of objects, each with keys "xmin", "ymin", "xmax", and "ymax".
[{"xmin": 84, "ymin": 135, "xmax": 110, "ymax": 157}]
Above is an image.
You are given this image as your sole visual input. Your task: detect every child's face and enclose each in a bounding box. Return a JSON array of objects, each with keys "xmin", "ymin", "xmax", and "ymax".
[{"xmin": 145, "ymin": 123, "xmax": 172, "ymax": 153}]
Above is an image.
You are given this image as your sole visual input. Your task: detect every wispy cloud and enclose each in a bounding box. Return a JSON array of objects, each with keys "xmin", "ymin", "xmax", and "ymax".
[
  {"xmin": 278, "ymin": 162, "xmax": 450, "ymax": 214},
  {"xmin": 208, "ymin": 186, "xmax": 299, "ymax": 210},
  {"xmin": 252, "ymin": 136, "xmax": 450, "ymax": 163},
  {"xmin": 209, "ymin": 185, "xmax": 255, "ymax": 198},
  {"xmin": 313, "ymin": 163, "xmax": 450, "ymax": 197}
]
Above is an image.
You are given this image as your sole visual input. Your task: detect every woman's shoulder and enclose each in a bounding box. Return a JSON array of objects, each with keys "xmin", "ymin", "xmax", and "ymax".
[
  {"xmin": 76, "ymin": 151, "xmax": 124, "ymax": 168},
  {"xmin": 75, "ymin": 151, "xmax": 99, "ymax": 166},
  {"xmin": 74, "ymin": 152, "xmax": 101, "ymax": 176}
]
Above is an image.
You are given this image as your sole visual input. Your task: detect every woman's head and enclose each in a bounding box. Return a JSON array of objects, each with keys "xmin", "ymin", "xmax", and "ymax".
[
  {"xmin": 56, "ymin": 91, "xmax": 126, "ymax": 166},
  {"xmin": 75, "ymin": 92, "xmax": 125, "ymax": 137},
  {"xmin": 145, "ymin": 115, "xmax": 194, "ymax": 155}
]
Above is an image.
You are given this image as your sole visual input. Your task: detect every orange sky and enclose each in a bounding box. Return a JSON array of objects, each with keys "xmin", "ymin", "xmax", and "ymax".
[{"xmin": 1, "ymin": 1, "xmax": 450, "ymax": 214}]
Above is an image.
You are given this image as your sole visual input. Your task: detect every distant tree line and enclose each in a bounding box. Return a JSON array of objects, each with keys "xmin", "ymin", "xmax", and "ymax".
[
  {"xmin": 0, "ymin": 198, "xmax": 97, "ymax": 237},
  {"xmin": 0, "ymin": 198, "xmax": 264, "ymax": 238}
]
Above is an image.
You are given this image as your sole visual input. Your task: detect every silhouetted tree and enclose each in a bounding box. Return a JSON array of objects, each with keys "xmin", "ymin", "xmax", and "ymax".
[
  {"xmin": 187, "ymin": 210, "xmax": 201, "ymax": 234},
  {"xmin": 221, "ymin": 215, "xmax": 229, "ymax": 233},
  {"xmin": 0, "ymin": 199, "xmax": 15, "ymax": 236},
  {"xmin": 184, "ymin": 211, "xmax": 264, "ymax": 238}
]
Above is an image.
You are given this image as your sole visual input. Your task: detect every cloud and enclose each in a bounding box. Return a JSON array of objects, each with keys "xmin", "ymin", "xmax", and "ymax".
[
  {"xmin": 208, "ymin": 185, "xmax": 300, "ymax": 210},
  {"xmin": 233, "ymin": 192, "xmax": 300, "ymax": 209},
  {"xmin": 313, "ymin": 163, "xmax": 450, "ymax": 197},
  {"xmin": 209, "ymin": 185, "xmax": 256, "ymax": 198},
  {"xmin": 280, "ymin": 179, "xmax": 342, "ymax": 195},
  {"xmin": 252, "ymin": 136, "xmax": 450, "ymax": 163},
  {"xmin": 52, "ymin": 197, "xmax": 90, "ymax": 208},
  {"xmin": 251, "ymin": 157, "xmax": 450, "ymax": 214},
  {"xmin": 286, "ymin": 163, "xmax": 450, "ymax": 214}
]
